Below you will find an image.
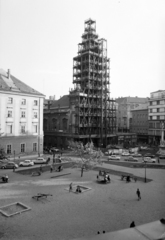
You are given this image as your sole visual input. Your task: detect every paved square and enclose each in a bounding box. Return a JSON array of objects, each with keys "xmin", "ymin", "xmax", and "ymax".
[{"xmin": 0, "ymin": 166, "xmax": 165, "ymax": 240}]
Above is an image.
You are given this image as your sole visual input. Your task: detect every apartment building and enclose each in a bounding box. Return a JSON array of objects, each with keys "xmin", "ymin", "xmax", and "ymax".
[
  {"xmin": 130, "ymin": 103, "xmax": 148, "ymax": 143},
  {"xmin": 0, "ymin": 69, "xmax": 45, "ymax": 158},
  {"xmin": 116, "ymin": 97, "xmax": 148, "ymax": 132},
  {"xmin": 148, "ymin": 90, "xmax": 165, "ymax": 145}
]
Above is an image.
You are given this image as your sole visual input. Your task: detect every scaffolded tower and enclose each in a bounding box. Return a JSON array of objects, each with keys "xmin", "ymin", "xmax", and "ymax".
[{"xmin": 70, "ymin": 19, "xmax": 116, "ymax": 147}]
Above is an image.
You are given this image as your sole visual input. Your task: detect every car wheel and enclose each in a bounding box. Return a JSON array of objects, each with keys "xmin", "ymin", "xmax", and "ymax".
[
  {"xmin": 20, "ymin": 164, "xmax": 23, "ymax": 167},
  {"xmin": 1, "ymin": 166, "xmax": 5, "ymax": 169}
]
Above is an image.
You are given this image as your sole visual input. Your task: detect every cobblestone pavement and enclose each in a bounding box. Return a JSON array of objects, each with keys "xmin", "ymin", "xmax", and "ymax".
[{"xmin": 0, "ymin": 163, "xmax": 165, "ymax": 240}]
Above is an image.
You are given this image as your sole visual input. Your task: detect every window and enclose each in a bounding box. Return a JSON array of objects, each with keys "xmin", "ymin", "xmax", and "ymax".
[
  {"xmin": 152, "ymin": 101, "xmax": 157, "ymax": 106},
  {"xmin": 21, "ymin": 143, "xmax": 25, "ymax": 153},
  {"xmin": 33, "ymin": 143, "xmax": 37, "ymax": 152},
  {"xmin": 21, "ymin": 111, "xmax": 26, "ymax": 118},
  {"xmin": 62, "ymin": 118, "xmax": 68, "ymax": 131},
  {"xmin": 7, "ymin": 125, "xmax": 12, "ymax": 134},
  {"xmin": 157, "ymin": 116, "xmax": 160, "ymax": 120},
  {"xmin": 8, "ymin": 97, "xmax": 13, "ymax": 104},
  {"xmin": 34, "ymin": 100, "xmax": 38, "ymax": 106},
  {"xmin": 21, "ymin": 99, "xmax": 26, "ymax": 105},
  {"xmin": 34, "ymin": 112, "xmax": 38, "ymax": 118},
  {"xmin": 152, "ymin": 116, "xmax": 157, "ymax": 120},
  {"xmin": 160, "ymin": 108, "xmax": 165, "ymax": 112},
  {"xmin": 160, "ymin": 116, "xmax": 165, "ymax": 120},
  {"xmin": 7, "ymin": 111, "xmax": 12, "ymax": 117},
  {"xmin": 152, "ymin": 108, "xmax": 157, "ymax": 113},
  {"xmin": 33, "ymin": 125, "xmax": 38, "ymax": 133},
  {"xmin": 150, "ymin": 116, "xmax": 152, "ymax": 120},
  {"xmin": 7, "ymin": 145, "xmax": 11, "ymax": 154},
  {"xmin": 157, "ymin": 100, "xmax": 160, "ymax": 105},
  {"xmin": 150, "ymin": 102, "xmax": 152, "ymax": 106},
  {"xmin": 160, "ymin": 100, "xmax": 164, "ymax": 105},
  {"xmin": 52, "ymin": 118, "xmax": 57, "ymax": 129},
  {"xmin": 21, "ymin": 125, "xmax": 26, "ymax": 133}
]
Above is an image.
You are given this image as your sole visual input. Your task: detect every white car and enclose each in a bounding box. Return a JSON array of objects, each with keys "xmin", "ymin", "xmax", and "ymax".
[
  {"xmin": 122, "ymin": 152, "xmax": 130, "ymax": 156},
  {"xmin": 143, "ymin": 157, "xmax": 156, "ymax": 163},
  {"xmin": 33, "ymin": 157, "xmax": 47, "ymax": 164},
  {"xmin": 19, "ymin": 160, "xmax": 34, "ymax": 167},
  {"xmin": 108, "ymin": 155, "xmax": 121, "ymax": 160}
]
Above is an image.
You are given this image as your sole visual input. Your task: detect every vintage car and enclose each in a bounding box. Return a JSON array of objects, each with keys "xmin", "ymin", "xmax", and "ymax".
[{"xmin": 19, "ymin": 160, "xmax": 34, "ymax": 167}]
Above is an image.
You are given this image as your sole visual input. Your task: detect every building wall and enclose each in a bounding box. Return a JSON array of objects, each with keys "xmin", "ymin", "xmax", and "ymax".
[
  {"xmin": 116, "ymin": 97, "xmax": 148, "ymax": 132},
  {"xmin": 148, "ymin": 90, "xmax": 165, "ymax": 144},
  {"xmin": 0, "ymin": 91, "xmax": 44, "ymax": 157},
  {"xmin": 130, "ymin": 108, "xmax": 148, "ymax": 143}
]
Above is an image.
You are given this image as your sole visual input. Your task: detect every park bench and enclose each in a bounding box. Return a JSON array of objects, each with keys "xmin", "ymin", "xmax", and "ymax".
[
  {"xmin": 31, "ymin": 171, "xmax": 41, "ymax": 177},
  {"xmin": 32, "ymin": 193, "xmax": 53, "ymax": 201}
]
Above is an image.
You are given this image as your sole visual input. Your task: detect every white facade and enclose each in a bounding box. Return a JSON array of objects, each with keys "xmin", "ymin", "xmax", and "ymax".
[
  {"xmin": 0, "ymin": 69, "xmax": 44, "ymax": 158},
  {"xmin": 148, "ymin": 90, "xmax": 165, "ymax": 143}
]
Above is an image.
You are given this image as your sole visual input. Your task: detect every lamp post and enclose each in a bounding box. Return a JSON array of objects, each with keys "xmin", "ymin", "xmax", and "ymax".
[
  {"xmin": 143, "ymin": 157, "xmax": 147, "ymax": 183},
  {"xmin": 13, "ymin": 150, "xmax": 15, "ymax": 162}
]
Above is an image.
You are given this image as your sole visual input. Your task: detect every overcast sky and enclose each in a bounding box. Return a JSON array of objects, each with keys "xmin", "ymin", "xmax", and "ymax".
[{"xmin": 0, "ymin": 0, "xmax": 164, "ymax": 100}]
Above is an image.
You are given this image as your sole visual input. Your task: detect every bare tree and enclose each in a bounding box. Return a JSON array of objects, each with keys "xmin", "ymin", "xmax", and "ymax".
[{"xmin": 68, "ymin": 140, "xmax": 103, "ymax": 177}]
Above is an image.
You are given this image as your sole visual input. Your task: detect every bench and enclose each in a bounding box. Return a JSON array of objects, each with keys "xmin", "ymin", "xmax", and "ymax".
[
  {"xmin": 32, "ymin": 193, "xmax": 53, "ymax": 201},
  {"xmin": 31, "ymin": 171, "xmax": 41, "ymax": 177}
]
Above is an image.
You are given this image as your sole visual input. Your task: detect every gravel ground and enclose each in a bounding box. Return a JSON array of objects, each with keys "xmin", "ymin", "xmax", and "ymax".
[{"xmin": 0, "ymin": 164, "xmax": 165, "ymax": 240}]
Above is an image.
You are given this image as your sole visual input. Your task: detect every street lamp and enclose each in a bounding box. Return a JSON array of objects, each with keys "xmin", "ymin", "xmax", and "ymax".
[{"xmin": 13, "ymin": 150, "xmax": 15, "ymax": 162}]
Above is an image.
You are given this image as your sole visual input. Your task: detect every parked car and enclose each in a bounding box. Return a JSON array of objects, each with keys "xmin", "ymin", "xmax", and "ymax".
[
  {"xmin": 108, "ymin": 155, "xmax": 120, "ymax": 160},
  {"xmin": 32, "ymin": 157, "xmax": 47, "ymax": 164},
  {"xmin": 1, "ymin": 162, "xmax": 18, "ymax": 169},
  {"xmin": 159, "ymin": 155, "xmax": 165, "ymax": 160},
  {"xmin": 122, "ymin": 152, "xmax": 130, "ymax": 156},
  {"xmin": 132, "ymin": 153, "xmax": 142, "ymax": 157},
  {"xmin": 144, "ymin": 153, "xmax": 155, "ymax": 158},
  {"xmin": 124, "ymin": 156, "xmax": 138, "ymax": 162},
  {"xmin": 51, "ymin": 147, "xmax": 60, "ymax": 152},
  {"xmin": 19, "ymin": 160, "xmax": 34, "ymax": 167},
  {"xmin": 143, "ymin": 157, "xmax": 156, "ymax": 163}
]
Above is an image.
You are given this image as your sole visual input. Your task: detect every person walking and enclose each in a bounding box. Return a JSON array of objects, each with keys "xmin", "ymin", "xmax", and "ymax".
[
  {"xmin": 136, "ymin": 188, "xmax": 141, "ymax": 200},
  {"xmin": 50, "ymin": 165, "xmax": 53, "ymax": 173},
  {"xmin": 40, "ymin": 165, "xmax": 43, "ymax": 173},
  {"xmin": 69, "ymin": 182, "xmax": 73, "ymax": 192}
]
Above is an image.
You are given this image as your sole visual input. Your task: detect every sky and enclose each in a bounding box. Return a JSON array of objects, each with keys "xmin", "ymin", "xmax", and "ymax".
[{"xmin": 0, "ymin": 0, "xmax": 164, "ymax": 100}]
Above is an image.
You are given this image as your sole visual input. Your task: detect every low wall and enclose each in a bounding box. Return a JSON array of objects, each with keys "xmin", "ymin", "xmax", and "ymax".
[{"xmin": 16, "ymin": 161, "xmax": 74, "ymax": 175}]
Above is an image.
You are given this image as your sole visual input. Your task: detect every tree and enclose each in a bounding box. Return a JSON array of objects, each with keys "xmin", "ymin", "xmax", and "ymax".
[
  {"xmin": 68, "ymin": 140, "xmax": 104, "ymax": 177},
  {"xmin": 0, "ymin": 146, "xmax": 7, "ymax": 160}
]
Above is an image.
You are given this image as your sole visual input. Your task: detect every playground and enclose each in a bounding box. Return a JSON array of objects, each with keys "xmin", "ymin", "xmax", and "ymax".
[{"xmin": 0, "ymin": 163, "xmax": 165, "ymax": 240}]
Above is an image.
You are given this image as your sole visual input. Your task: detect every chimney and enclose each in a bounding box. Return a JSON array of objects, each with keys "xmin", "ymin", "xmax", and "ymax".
[{"xmin": 7, "ymin": 69, "xmax": 10, "ymax": 79}]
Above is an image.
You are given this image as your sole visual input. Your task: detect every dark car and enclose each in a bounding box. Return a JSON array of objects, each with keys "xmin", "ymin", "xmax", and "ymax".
[
  {"xmin": 1, "ymin": 162, "xmax": 18, "ymax": 169},
  {"xmin": 159, "ymin": 155, "xmax": 165, "ymax": 160},
  {"xmin": 144, "ymin": 153, "xmax": 155, "ymax": 158}
]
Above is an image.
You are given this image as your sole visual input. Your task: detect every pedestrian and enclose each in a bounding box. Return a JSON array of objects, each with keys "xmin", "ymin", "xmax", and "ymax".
[
  {"xmin": 97, "ymin": 232, "xmax": 100, "ymax": 234},
  {"xmin": 81, "ymin": 167, "xmax": 84, "ymax": 177},
  {"xmin": 158, "ymin": 158, "xmax": 160, "ymax": 164},
  {"xmin": 103, "ymin": 231, "xmax": 106, "ymax": 234},
  {"xmin": 136, "ymin": 188, "xmax": 141, "ymax": 200},
  {"xmin": 130, "ymin": 221, "xmax": 135, "ymax": 228},
  {"xmin": 50, "ymin": 165, "xmax": 53, "ymax": 173},
  {"xmin": 69, "ymin": 182, "xmax": 72, "ymax": 192},
  {"xmin": 40, "ymin": 165, "xmax": 43, "ymax": 173},
  {"xmin": 13, "ymin": 166, "xmax": 16, "ymax": 172}
]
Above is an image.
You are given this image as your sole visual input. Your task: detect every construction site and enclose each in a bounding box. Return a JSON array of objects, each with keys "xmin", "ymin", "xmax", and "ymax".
[
  {"xmin": 44, "ymin": 19, "xmax": 117, "ymax": 148},
  {"xmin": 69, "ymin": 18, "xmax": 117, "ymax": 147}
]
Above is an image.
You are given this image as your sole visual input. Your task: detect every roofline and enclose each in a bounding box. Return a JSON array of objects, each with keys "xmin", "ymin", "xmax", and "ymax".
[{"xmin": 0, "ymin": 89, "xmax": 45, "ymax": 98}]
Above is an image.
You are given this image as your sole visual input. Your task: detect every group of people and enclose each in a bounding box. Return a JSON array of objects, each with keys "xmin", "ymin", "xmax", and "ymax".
[
  {"xmin": 97, "ymin": 170, "xmax": 111, "ymax": 183},
  {"xmin": 69, "ymin": 183, "xmax": 82, "ymax": 193}
]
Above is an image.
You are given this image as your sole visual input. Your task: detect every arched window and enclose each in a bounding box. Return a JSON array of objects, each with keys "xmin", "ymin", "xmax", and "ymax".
[
  {"xmin": 62, "ymin": 118, "xmax": 68, "ymax": 131},
  {"xmin": 44, "ymin": 118, "xmax": 48, "ymax": 130},
  {"xmin": 52, "ymin": 118, "xmax": 57, "ymax": 130}
]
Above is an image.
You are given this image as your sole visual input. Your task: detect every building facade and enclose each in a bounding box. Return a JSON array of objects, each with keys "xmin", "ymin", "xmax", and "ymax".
[
  {"xmin": 0, "ymin": 69, "xmax": 45, "ymax": 159},
  {"xmin": 148, "ymin": 90, "xmax": 165, "ymax": 145},
  {"xmin": 116, "ymin": 97, "xmax": 148, "ymax": 132},
  {"xmin": 130, "ymin": 104, "xmax": 149, "ymax": 144}
]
